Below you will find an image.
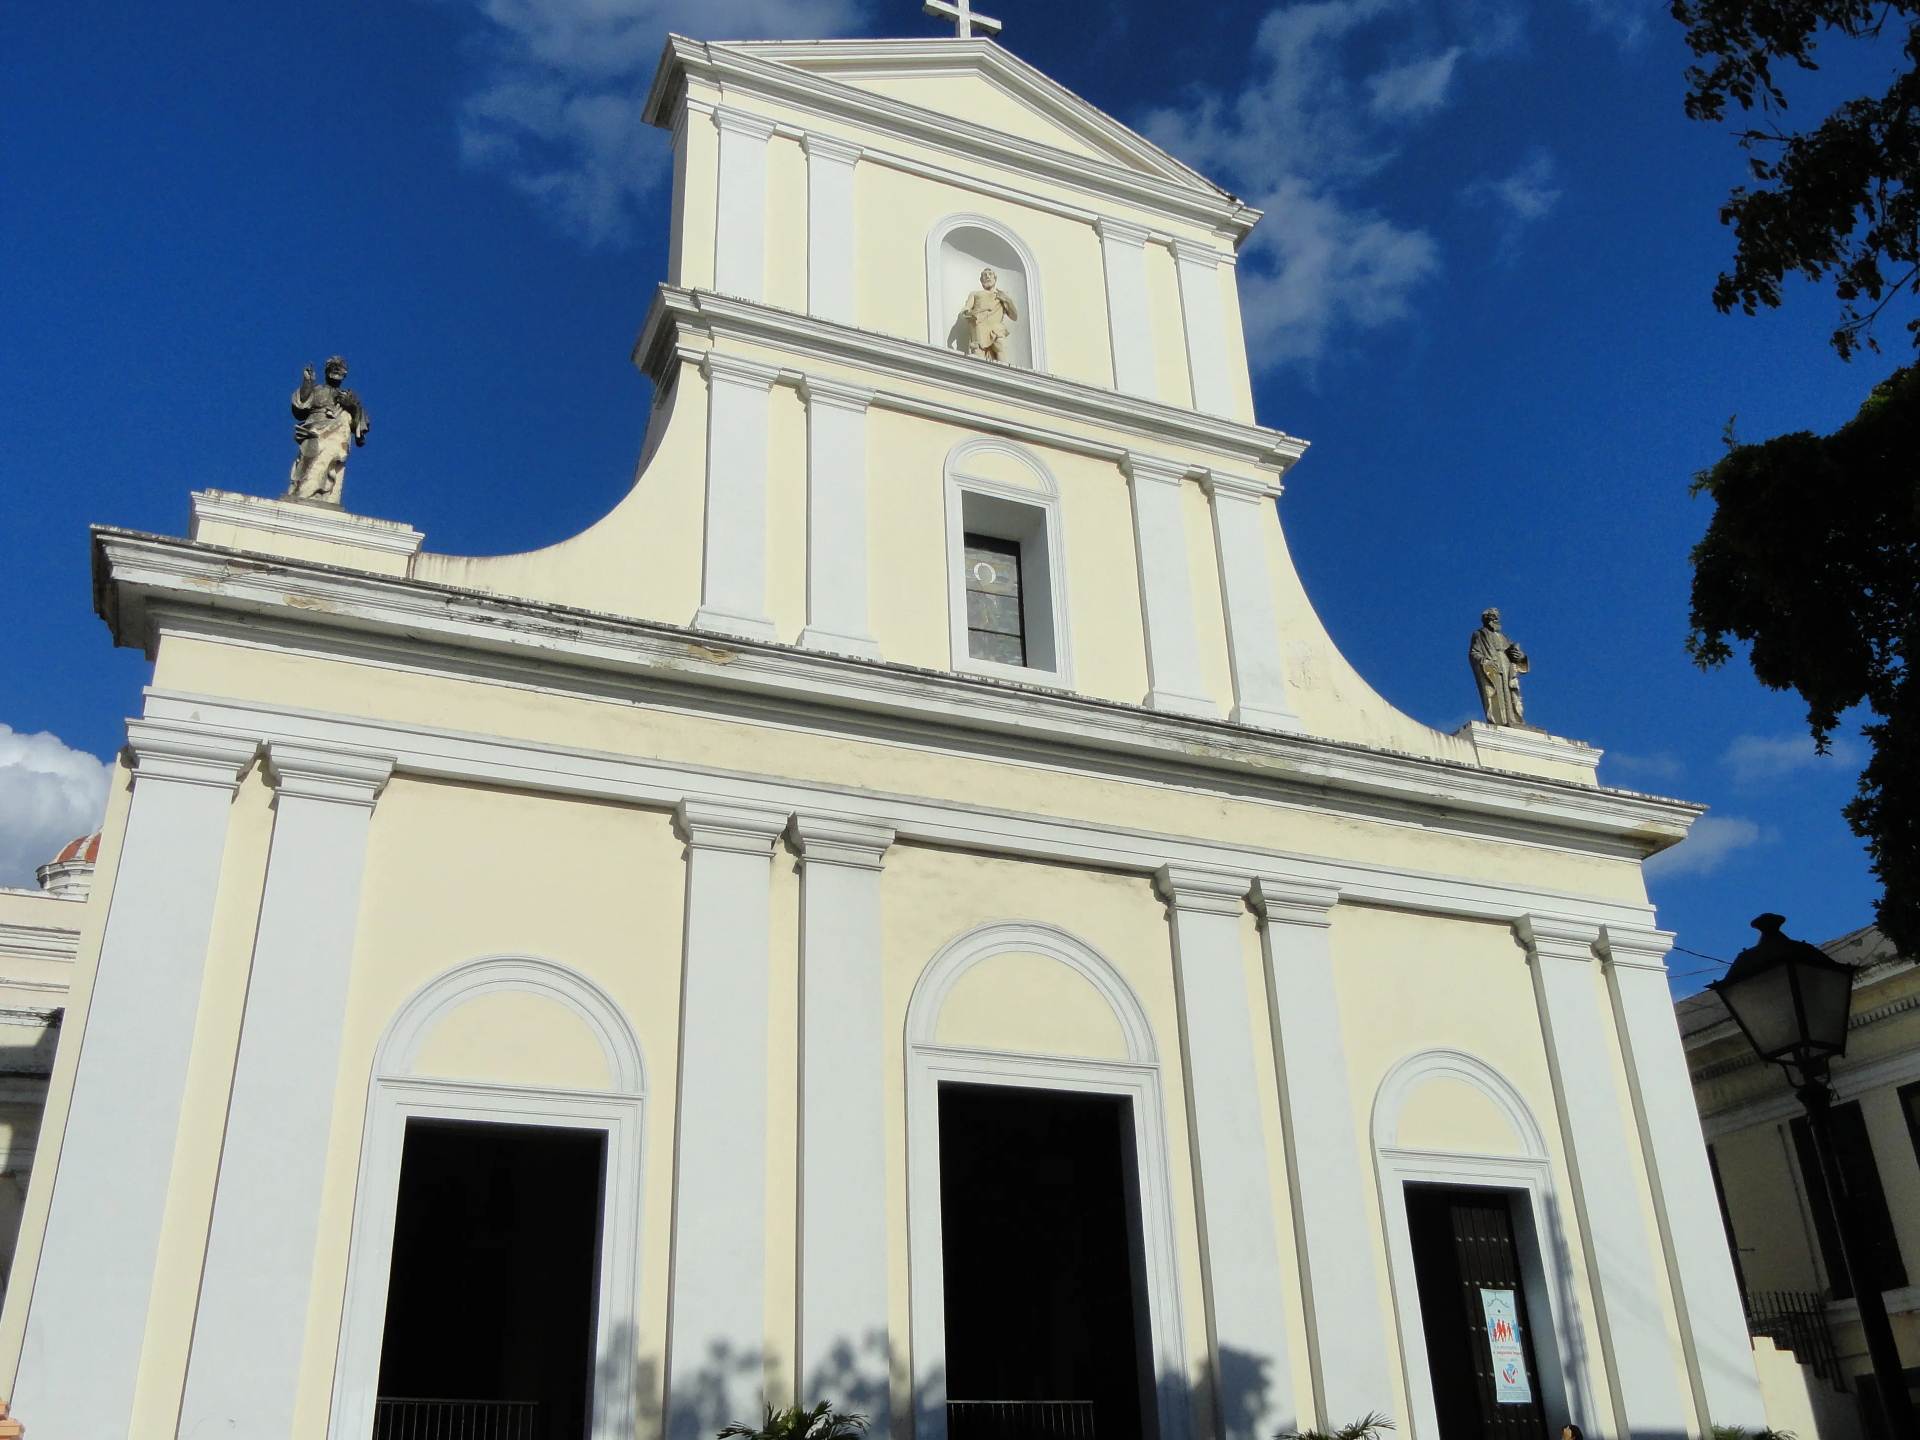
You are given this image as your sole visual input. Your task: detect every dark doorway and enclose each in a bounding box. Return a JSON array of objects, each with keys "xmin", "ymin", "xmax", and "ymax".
[
  {"xmin": 938, "ymin": 1082, "xmax": 1152, "ymax": 1440},
  {"xmin": 1405, "ymin": 1186, "xmax": 1550, "ymax": 1440},
  {"xmin": 375, "ymin": 1119, "xmax": 606, "ymax": 1440}
]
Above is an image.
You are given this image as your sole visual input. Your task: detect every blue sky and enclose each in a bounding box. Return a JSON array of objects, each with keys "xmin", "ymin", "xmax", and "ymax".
[{"xmin": 2, "ymin": 1, "xmax": 1910, "ymax": 992}]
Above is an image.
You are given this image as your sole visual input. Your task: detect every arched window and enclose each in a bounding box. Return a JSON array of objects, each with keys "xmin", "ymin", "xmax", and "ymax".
[
  {"xmin": 926, "ymin": 214, "xmax": 1047, "ymax": 371},
  {"xmin": 943, "ymin": 437, "xmax": 1073, "ymax": 687}
]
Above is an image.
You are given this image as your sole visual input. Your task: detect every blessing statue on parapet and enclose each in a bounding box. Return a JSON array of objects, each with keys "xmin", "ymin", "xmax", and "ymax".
[
  {"xmin": 1469, "ymin": 607, "xmax": 1530, "ymax": 727},
  {"xmin": 961, "ymin": 268, "xmax": 1019, "ymax": 363},
  {"xmin": 288, "ymin": 356, "xmax": 369, "ymax": 505}
]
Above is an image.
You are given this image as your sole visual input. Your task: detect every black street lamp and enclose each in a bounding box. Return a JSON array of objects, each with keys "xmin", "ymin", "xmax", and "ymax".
[{"xmin": 1711, "ymin": 914, "xmax": 1915, "ymax": 1440}]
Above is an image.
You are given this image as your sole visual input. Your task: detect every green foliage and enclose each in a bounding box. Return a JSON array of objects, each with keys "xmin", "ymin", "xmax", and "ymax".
[
  {"xmin": 1712, "ymin": 1426, "xmax": 1798, "ymax": 1440},
  {"xmin": 718, "ymin": 1402, "xmax": 870, "ymax": 1440},
  {"xmin": 1669, "ymin": 0, "xmax": 1919, "ymax": 357},
  {"xmin": 1688, "ymin": 366, "xmax": 1920, "ymax": 949},
  {"xmin": 1275, "ymin": 1412, "xmax": 1395, "ymax": 1440}
]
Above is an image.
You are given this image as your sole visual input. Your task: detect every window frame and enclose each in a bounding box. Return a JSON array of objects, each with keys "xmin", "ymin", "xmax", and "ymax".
[{"xmin": 943, "ymin": 438, "xmax": 1073, "ymax": 689}]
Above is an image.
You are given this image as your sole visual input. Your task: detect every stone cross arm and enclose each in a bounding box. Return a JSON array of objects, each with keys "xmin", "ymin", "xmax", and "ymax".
[{"xmin": 924, "ymin": 0, "xmax": 1003, "ymax": 38}]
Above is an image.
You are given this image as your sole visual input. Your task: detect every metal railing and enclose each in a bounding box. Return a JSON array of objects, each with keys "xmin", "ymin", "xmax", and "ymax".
[
  {"xmin": 947, "ymin": 1400, "xmax": 1096, "ymax": 1440},
  {"xmin": 1745, "ymin": 1290, "xmax": 1845, "ymax": 1387},
  {"xmin": 373, "ymin": 1397, "xmax": 542, "ymax": 1440}
]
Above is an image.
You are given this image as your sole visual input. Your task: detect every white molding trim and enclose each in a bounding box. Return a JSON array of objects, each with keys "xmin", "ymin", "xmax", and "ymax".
[
  {"xmin": 943, "ymin": 436, "xmax": 1075, "ymax": 689},
  {"xmin": 637, "ymin": 287, "xmax": 1306, "ymax": 474},
  {"xmin": 0, "ymin": 920, "xmax": 81, "ymax": 965},
  {"xmin": 645, "ymin": 38, "xmax": 1258, "ymax": 241},
  {"xmin": 131, "ymin": 685, "xmax": 1680, "ymax": 933},
  {"xmin": 189, "ymin": 490, "xmax": 425, "ymax": 558},
  {"xmin": 924, "ymin": 213, "xmax": 1048, "ymax": 373},
  {"xmin": 1370, "ymin": 1049, "xmax": 1593, "ymax": 1440},
  {"xmin": 327, "ymin": 957, "xmax": 647, "ymax": 1440},
  {"xmin": 1460, "ymin": 723, "xmax": 1602, "ymax": 782},
  {"xmin": 903, "ymin": 922, "xmax": 1190, "ymax": 1440},
  {"xmin": 1700, "ymin": 1044, "xmax": 1920, "ymax": 1137}
]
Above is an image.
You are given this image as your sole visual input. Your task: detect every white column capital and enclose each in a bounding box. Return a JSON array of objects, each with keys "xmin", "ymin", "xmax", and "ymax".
[
  {"xmin": 797, "ymin": 374, "xmax": 875, "ymax": 413},
  {"xmin": 702, "ymin": 350, "xmax": 781, "ymax": 390},
  {"xmin": 1155, "ymin": 865, "xmax": 1250, "ymax": 917},
  {"xmin": 675, "ymin": 799, "xmax": 789, "ymax": 855},
  {"xmin": 262, "ymin": 742, "xmax": 393, "ymax": 807},
  {"xmin": 1095, "ymin": 216, "xmax": 1150, "ymax": 248},
  {"xmin": 124, "ymin": 719, "xmax": 256, "ymax": 791},
  {"xmin": 1203, "ymin": 469, "xmax": 1284, "ymax": 504},
  {"xmin": 789, "ymin": 814, "xmax": 895, "ymax": 870},
  {"xmin": 1169, "ymin": 238, "xmax": 1225, "ymax": 270},
  {"xmin": 712, "ymin": 104, "xmax": 777, "ymax": 141},
  {"xmin": 1250, "ymin": 877, "xmax": 1340, "ymax": 928},
  {"xmin": 800, "ymin": 131, "xmax": 862, "ymax": 165},
  {"xmin": 1515, "ymin": 914, "xmax": 1601, "ymax": 963},
  {"xmin": 1601, "ymin": 925, "xmax": 1675, "ymax": 972},
  {"xmin": 1121, "ymin": 452, "xmax": 1191, "ymax": 488}
]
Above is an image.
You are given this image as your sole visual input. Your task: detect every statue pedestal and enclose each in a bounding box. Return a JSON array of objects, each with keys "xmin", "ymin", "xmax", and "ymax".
[
  {"xmin": 1456, "ymin": 720, "xmax": 1602, "ymax": 786},
  {"xmin": 188, "ymin": 490, "xmax": 424, "ymax": 578}
]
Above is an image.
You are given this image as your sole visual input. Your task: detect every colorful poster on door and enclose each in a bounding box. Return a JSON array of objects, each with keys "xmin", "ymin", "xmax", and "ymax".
[{"xmin": 1480, "ymin": 1288, "xmax": 1532, "ymax": 1403}]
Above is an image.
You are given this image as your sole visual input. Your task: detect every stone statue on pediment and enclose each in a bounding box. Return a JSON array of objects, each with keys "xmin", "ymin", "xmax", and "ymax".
[
  {"xmin": 961, "ymin": 268, "xmax": 1019, "ymax": 363},
  {"xmin": 288, "ymin": 356, "xmax": 369, "ymax": 505},
  {"xmin": 1470, "ymin": 608, "xmax": 1529, "ymax": 727}
]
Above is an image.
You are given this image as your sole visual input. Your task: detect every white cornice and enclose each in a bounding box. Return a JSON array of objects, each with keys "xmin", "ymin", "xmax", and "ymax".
[
  {"xmin": 635, "ymin": 286, "xmax": 1307, "ymax": 472},
  {"xmin": 189, "ymin": 491, "xmax": 425, "ymax": 558},
  {"xmin": 133, "ymin": 686, "xmax": 1666, "ymax": 939},
  {"xmin": 95, "ymin": 529, "xmax": 1703, "ymax": 868},
  {"xmin": 644, "ymin": 37, "xmax": 1259, "ymax": 242},
  {"xmin": 1459, "ymin": 721, "xmax": 1603, "ymax": 781},
  {"xmin": 0, "ymin": 922, "xmax": 80, "ymax": 965}
]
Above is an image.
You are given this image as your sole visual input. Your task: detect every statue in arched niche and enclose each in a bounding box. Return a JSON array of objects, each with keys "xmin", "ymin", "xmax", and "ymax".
[{"xmin": 960, "ymin": 268, "xmax": 1020, "ymax": 363}]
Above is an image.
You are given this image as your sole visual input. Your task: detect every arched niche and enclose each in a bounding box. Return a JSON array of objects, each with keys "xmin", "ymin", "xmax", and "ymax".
[
  {"xmin": 903, "ymin": 922, "xmax": 1189, "ymax": 1440},
  {"xmin": 328, "ymin": 957, "xmax": 646, "ymax": 1440},
  {"xmin": 1370, "ymin": 1048, "xmax": 1593, "ymax": 1440},
  {"xmin": 926, "ymin": 215, "xmax": 1046, "ymax": 371}
]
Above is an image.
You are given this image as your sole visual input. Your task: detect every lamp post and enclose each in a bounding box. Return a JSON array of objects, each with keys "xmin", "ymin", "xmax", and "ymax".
[{"xmin": 1711, "ymin": 913, "xmax": 1916, "ymax": 1440}]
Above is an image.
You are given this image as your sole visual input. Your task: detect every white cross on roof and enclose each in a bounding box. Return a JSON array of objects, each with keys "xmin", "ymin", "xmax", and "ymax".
[{"xmin": 923, "ymin": 0, "xmax": 1003, "ymax": 38}]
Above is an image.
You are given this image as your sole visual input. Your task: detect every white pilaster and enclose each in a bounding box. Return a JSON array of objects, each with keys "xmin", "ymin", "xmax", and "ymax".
[
  {"xmin": 1251, "ymin": 879, "xmax": 1394, "ymax": 1427},
  {"xmin": 803, "ymin": 133, "xmax": 861, "ymax": 325},
  {"xmin": 713, "ymin": 106, "xmax": 775, "ymax": 301},
  {"xmin": 1098, "ymin": 218, "xmax": 1157, "ymax": 398},
  {"xmin": 1171, "ymin": 240, "xmax": 1234, "ymax": 418},
  {"xmin": 694, "ymin": 352, "xmax": 781, "ymax": 642},
  {"xmin": 665, "ymin": 799, "xmax": 788, "ymax": 1440},
  {"xmin": 1516, "ymin": 917, "xmax": 1691, "ymax": 1440},
  {"xmin": 1204, "ymin": 473, "xmax": 1300, "ymax": 732},
  {"xmin": 1602, "ymin": 926, "xmax": 1767, "ymax": 1430},
  {"xmin": 792, "ymin": 815, "xmax": 895, "ymax": 1433},
  {"xmin": 1124, "ymin": 454, "xmax": 1218, "ymax": 719},
  {"xmin": 797, "ymin": 376, "xmax": 882, "ymax": 660},
  {"xmin": 12, "ymin": 722, "xmax": 254, "ymax": 1439},
  {"xmin": 177, "ymin": 741, "xmax": 393, "ymax": 1440},
  {"xmin": 1156, "ymin": 866, "xmax": 1296, "ymax": 1439}
]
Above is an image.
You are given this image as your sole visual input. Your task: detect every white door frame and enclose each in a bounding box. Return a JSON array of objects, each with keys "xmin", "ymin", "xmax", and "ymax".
[
  {"xmin": 905, "ymin": 922, "xmax": 1193, "ymax": 1440},
  {"xmin": 1370, "ymin": 1049, "xmax": 1595, "ymax": 1440},
  {"xmin": 326, "ymin": 957, "xmax": 648, "ymax": 1440}
]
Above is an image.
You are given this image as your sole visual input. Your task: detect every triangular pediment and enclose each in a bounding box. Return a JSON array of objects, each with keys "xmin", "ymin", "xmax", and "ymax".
[{"xmin": 716, "ymin": 38, "xmax": 1234, "ymax": 200}]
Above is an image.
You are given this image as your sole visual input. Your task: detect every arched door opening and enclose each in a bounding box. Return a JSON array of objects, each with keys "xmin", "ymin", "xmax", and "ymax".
[
  {"xmin": 373, "ymin": 1119, "xmax": 607, "ymax": 1440},
  {"xmin": 938, "ymin": 1082, "xmax": 1151, "ymax": 1440}
]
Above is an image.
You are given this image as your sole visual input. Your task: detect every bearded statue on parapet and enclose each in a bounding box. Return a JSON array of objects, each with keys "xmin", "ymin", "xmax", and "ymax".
[{"xmin": 288, "ymin": 356, "xmax": 370, "ymax": 505}]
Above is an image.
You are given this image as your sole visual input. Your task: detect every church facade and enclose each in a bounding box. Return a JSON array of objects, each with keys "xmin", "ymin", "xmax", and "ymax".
[{"xmin": 0, "ymin": 34, "xmax": 1765, "ymax": 1440}]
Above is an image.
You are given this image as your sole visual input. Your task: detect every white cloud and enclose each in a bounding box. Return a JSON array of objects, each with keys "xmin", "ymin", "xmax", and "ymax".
[
  {"xmin": 1644, "ymin": 815, "xmax": 1771, "ymax": 879},
  {"xmin": 1722, "ymin": 732, "xmax": 1859, "ymax": 786},
  {"xmin": 452, "ymin": 0, "xmax": 867, "ymax": 244},
  {"xmin": 0, "ymin": 726, "xmax": 112, "ymax": 890},
  {"xmin": 1603, "ymin": 751, "xmax": 1684, "ymax": 783},
  {"xmin": 1141, "ymin": 0, "xmax": 1520, "ymax": 370},
  {"xmin": 1465, "ymin": 147, "xmax": 1562, "ymax": 225}
]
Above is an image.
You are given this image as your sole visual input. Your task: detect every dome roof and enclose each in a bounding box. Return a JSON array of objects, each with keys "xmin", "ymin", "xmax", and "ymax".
[{"xmin": 49, "ymin": 831, "xmax": 101, "ymax": 866}]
